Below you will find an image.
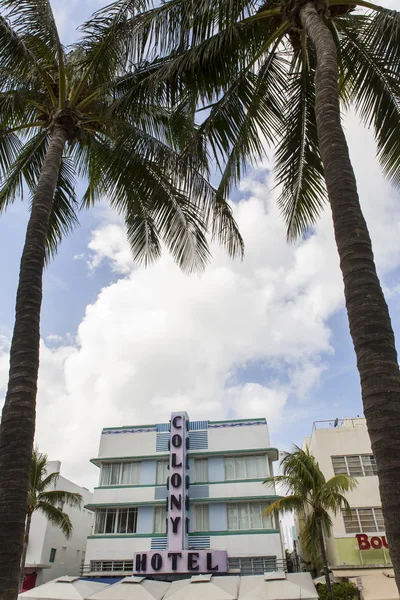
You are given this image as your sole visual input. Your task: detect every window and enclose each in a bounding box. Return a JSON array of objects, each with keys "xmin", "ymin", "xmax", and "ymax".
[
  {"xmin": 100, "ymin": 462, "xmax": 141, "ymax": 486},
  {"xmin": 224, "ymin": 455, "xmax": 267, "ymax": 481},
  {"xmin": 194, "ymin": 459, "xmax": 208, "ymax": 482},
  {"xmin": 332, "ymin": 455, "xmax": 377, "ymax": 477},
  {"xmin": 227, "ymin": 502, "xmax": 273, "ymax": 530},
  {"xmin": 154, "ymin": 505, "xmax": 167, "ymax": 533},
  {"xmin": 156, "ymin": 460, "xmax": 169, "ymax": 485},
  {"xmin": 49, "ymin": 548, "xmax": 57, "ymax": 563},
  {"xmin": 94, "ymin": 507, "xmax": 138, "ymax": 534},
  {"xmin": 343, "ymin": 507, "xmax": 384, "ymax": 533},
  {"xmin": 194, "ymin": 505, "xmax": 209, "ymax": 531}
]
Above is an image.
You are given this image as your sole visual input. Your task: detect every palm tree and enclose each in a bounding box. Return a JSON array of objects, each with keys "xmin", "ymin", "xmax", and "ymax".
[
  {"xmin": 81, "ymin": 0, "xmax": 400, "ymax": 587},
  {"xmin": 264, "ymin": 447, "xmax": 357, "ymax": 600},
  {"xmin": 20, "ymin": 449, "xmax": 83, "ymax": 591},
  {"xmin": 0, "ymin": 3, "xmax": 243, "ymax": 598}
]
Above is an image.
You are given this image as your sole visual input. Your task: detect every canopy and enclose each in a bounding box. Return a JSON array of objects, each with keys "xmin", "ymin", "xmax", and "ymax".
[
  {"xmin": 18, "ymin": 576, "xmax": 109, "ymax": 600},
  {"xmin": 87, "ymin": 576, "xmax": 170, "ymax": 600},
  {"xmin": 332, "ymin": 568, "xmax": 399, "ymax": 600},
  {"xmin": 238, "ymin": 572, "xmax": 318, "ymax": 600},
  {"xmin": 164, "ymin": 575, "xmax": 240, "ymax": 600}
]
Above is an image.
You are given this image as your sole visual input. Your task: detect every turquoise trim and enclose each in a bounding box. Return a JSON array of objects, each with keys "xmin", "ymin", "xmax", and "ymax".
[
  {"xmin": 103, "ymin": 424, "xmax": 156, "ymax": 431},
  {"xmin": 86, "ymin": 495, "xmax": 280, "ymax": 509},
  {"xmin": 87, "ymin": 529, "xmax": 280, "ymax": 540},
  {"xmin": 209, "ymin": 418, "xmax": 266, "ymax": 424},
  {"xmin": 192, "ymin": 478, "xmax": 266, "ymax": 486},
  {"xmin": 95, "ymin": 478, "xmax": 267, "ymax": 490},
  {"xmin": 85, "ymin": 500, "xmax": 165, "ymax": 509},
  {"xmin": 94, "ymin": 484, "xmax": 165, "ymax": 490},
  {"xmin": 91, "ymin": 448, "xmax": 279, "ymax": 468},
  {"xmin": 193, "ymin": 495, "xmax": 280, "ymax": 503}
]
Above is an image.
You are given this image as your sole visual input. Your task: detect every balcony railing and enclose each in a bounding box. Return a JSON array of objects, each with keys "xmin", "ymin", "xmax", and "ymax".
[{"xmin": 80, "ymin": 556, "xmax": 288, "ymax": 577}]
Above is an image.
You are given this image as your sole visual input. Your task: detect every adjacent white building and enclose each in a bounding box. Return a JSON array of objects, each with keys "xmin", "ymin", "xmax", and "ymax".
[
  {"xmin": 24, "ymin": 461, "xmax": 94, "ymax": 588},
  {"xmin": 84, "ymin": 415, "xmax": 285, "ymax": 578}
]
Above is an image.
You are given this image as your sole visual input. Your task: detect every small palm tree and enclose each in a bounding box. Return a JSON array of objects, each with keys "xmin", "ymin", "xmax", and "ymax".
[
  {"xmin": 0, "ymin": 2, "xmax": 242, "ymax": 597},
  {"xmin": 264, "ymin": 447, "xmax": 357, "ymax": 600},
  {"xmin": 20, "ymin": 449, "xmax": 83, "ymax": 591}
]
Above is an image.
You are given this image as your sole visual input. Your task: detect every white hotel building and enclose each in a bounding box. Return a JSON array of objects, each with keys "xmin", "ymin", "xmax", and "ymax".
[{"xmin": 83, "ymin": 415, "xmax": 285, "ymax": 578}]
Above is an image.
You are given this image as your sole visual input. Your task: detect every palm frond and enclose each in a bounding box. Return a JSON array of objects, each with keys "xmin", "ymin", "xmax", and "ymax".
[
  {"xmin": 0, "ymin": 129, "xmax": 22, "ymax": 180},
  {"xmin": 216, "ymin": 47, "xmax": 287, "ymax": 199},
  {"xmin": 337, "ymin": 14, "xmax": 400, "ymax": 188},
  {"xmin": 275, "ymin": 47, "xmax": 326, "ymax": 241},
  {"xmin": 280, "ymin": 447, "xmax": 326, "ymax": 492},
  {"xmin": 264, "ymin": 495, "xmax": 306, "ymax": 516},
  {"xmin": 45, "ymin": 156, "xmax": 79, "ymax": 262},
  {"xmin": 39, "ymin": 489, "xmax": 83, "ymax": 509},
  {"xmin": 0, "ymin": 130, "xmax": 48, "ymax": 211},
  {"xmin": 37, "ymin": 502, "xmax": 73, "ymax": 538},
  {"xmin": 1, "ymin": 0, "xmax": 62, "ymax": 62}
]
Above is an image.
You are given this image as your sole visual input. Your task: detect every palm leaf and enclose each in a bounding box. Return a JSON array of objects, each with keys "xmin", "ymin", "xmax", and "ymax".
[
  {"xmin": 45, "ymin": 156, "xmax": 79, "ymax": 262},
  {"xmin": 337, "ymin": 14, "xmax": 400, "ymax": 188},
  {"xmin": 0, "ymin": 129, "xmax": 22, "ymax": 179},
  {"xmin": 39, "ymin": 490, "xmax": 83, "ymax": 509},
  {"xmin": 274, "ymin": 47, "xmax": 326, "ymax": 241},
  {"xmin": 0, "ymin": 130, "xmax": 48, "ymax": 211},
  {"xmin": 1, "ymin": 0, "xmax": 62, "ymax": 61},
  {"xmin": 37, "ymin": 502, "xmax": 73, "ymax": 538},
  {"xmin": 265, "ymin": 495, "xmax": 306, "ymax": 516}
]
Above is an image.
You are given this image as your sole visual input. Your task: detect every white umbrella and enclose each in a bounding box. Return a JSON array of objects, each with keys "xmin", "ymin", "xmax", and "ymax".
[
  {"xmin": 164, "ymin": 575, "xmax": 240, "ymax": 600},
  {"xmin": 18, "ymin": 576, "xmax": 109, "ymax": 600},
  {"xmin": 86, "ymin": 576, "xmax": 170, "ymax": 600},
  {"xmin": 239, "ymin": 572, "xmax": 318, "ymax": 600}
]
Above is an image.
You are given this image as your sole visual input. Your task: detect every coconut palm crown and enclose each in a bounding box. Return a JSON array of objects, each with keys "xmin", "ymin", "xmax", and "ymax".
[{"xmin": 0, "ymin": 2, "xmax": 243, "ymax": 598}]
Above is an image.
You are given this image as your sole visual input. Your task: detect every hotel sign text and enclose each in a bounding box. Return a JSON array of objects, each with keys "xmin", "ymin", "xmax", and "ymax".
[{"xmin": 134, "ymin": 412, "xmax": 228, "ymax": 574}]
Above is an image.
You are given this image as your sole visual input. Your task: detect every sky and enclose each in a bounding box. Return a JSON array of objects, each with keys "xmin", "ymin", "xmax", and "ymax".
[{"xmin": 0, "ymin": 0, "xmax": 400, "ymax": 491}]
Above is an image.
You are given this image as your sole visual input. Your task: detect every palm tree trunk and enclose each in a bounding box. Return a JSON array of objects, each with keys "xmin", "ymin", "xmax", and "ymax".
[
  {"xmin": 316, "ymin": 517, "xmax": 332, "ymax": 600},
  {"xmin": 300, "ymin": 2, "xmax": 400, "ymax": 591},
  {"xmin": 0, "ymin": 125, "xmax": 68, "ymax": 600},
  {"xmin": 19, "ymin": 512, "xmax": 33, "ymax": 593}
]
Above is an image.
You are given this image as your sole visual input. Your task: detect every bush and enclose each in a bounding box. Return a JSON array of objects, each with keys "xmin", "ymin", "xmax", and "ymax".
[{"xmin": 316, "ymin": 581, "xmax": 360, "ymax": 600}]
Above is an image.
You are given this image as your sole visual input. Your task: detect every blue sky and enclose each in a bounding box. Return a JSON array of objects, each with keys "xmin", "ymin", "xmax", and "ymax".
[{"xmin": 0, "ymin": 0, "xmax": 399, "ymax": 488}]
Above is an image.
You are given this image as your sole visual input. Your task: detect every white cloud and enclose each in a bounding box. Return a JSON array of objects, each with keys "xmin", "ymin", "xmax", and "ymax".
[{"xmin": 0, "ymin": 118, "xmax": 399, "ymax": 489}]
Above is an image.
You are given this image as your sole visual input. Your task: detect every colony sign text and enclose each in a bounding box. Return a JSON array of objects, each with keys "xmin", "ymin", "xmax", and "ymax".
[{"xmin": 134, "ymin": 412, "xmax": 228, "ymax": 574}]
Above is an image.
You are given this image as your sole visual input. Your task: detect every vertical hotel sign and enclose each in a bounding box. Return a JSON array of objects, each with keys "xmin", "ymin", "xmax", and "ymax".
[{"xmin": 134, "ymin": 412, "xmax": 228, "ymax": 575}]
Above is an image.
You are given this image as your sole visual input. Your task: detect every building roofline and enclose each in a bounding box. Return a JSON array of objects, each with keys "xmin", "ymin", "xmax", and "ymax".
[{"xmin": 101, "ymin": 417, "xmax": 267, "ymax": 433}]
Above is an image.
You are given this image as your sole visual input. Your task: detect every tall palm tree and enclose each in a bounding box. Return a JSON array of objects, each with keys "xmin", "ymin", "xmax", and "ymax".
[
  {"xmin": 264, "ymin": 447, "xmax": 357, "ymax": 600},
  {"xmin": 0, "ymin": 3, "xmax": 243, "ymax": 598},
  {"xmin": 81, "ymin": 0, "xmax": 400, "ymax": 587},
  {"xmin": 20, "ymin": 449, "xmax": 83, "ymax": 591}
]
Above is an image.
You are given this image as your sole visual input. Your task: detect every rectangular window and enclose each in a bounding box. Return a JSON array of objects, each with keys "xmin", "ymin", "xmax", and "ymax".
[
  {"xmin": 100, "ymin": 462, "xmax": 141, "ymax": 486},
  {"xmin": 227, "ymin": 502, "xmax": 273, "ymax": 530},
  {"xmin": 332, "ymin": 455, "xmax": 377, "ymax": 477},
  {"xmin": 343, "ymin": 507, "xmax": 384, "ymax": 533},
  {"xmin": 94, "ymin": 508, "xmax": 138, "ymax": 534},
  {"xmin": 194, "ymin": 459, "xmax": 208, "ymax": 483},
  {"xmin": 156, "ymin": 460, "xmax": 169, "ymax": 485},
  {"xmin": 153, "ymin": 505, "xmax": 167, "ymax": 533},
  {"xmin": 49, "ymin": 548, "xmax": 57, "ymax": 563},
  {"xmin": 194, "ymin": 505, "xmax": 210, "ymax": 531},
  {"xmin": 224, "ymin": 455, "xmax": 268, "ymax": 481}
]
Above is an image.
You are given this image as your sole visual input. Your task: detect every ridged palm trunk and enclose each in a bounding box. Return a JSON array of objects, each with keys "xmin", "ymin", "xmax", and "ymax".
[
  {"xmin": 300, "ymin": 2, "xmax": 400, "ymax": 591},
  {"xmin": 19, "ymin": 512, "xmax": 33, "ymax": 593},
  {"xmin": 316, "ymin": 516, "xmax": 332, "ymax": 600},
  {"xmin": 0, "ymin": 126, "xmax": 68, "ymax": 600}
]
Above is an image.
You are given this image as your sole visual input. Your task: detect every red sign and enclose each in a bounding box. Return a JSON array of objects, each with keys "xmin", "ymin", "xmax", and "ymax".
[{"xmin": 356, "ymin": 534, "xmax": 389, "ymax": 550}]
